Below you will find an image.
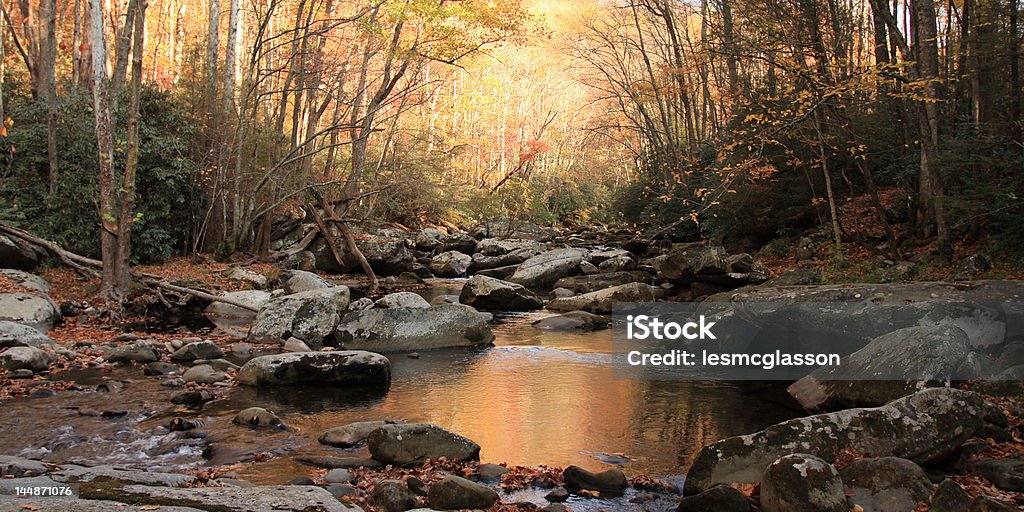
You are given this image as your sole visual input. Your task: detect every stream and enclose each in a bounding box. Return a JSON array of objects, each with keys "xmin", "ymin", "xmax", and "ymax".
[{"xmin": 0, "ymin": 279, "xmax": 800, "ymax": 487}]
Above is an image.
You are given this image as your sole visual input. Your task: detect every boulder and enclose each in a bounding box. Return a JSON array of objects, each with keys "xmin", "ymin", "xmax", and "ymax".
[
  {"xmin": 0, "ymin": 346, "xmax": 51, "ymax": 371},
  {"xmin": 968, "ymin": 496, "xmax": 1016, "ymax": 512},
  {"xmin": 334, "ymin": 304, "xmax": 494, "ymax": 352},
  {"xmin": 676, "ymin": 484, "xmax": 752, "ymax": 512},
  {"xmin": 531, "ymin": 311, "xmax": 610, "ymax": 331},
  {"xmin": 224, "ymin": 266, "xmax": 267, "ymax": 288},
  {"xmin": 459, "ymin": 275, "xmax": 543, "ymax": 311},
  {"xmin": 0, "ymin": 455, "xmax": 48, "ymax": 477},
  {"xmin": 360, "ymin": 237, "xmax": 416, "ymax": 275},
  {"xmin": 282, "ymin": 337, "xmax": 312, "ymax": 352},
  {"xmin": 508, "ymin": 248, "xmax": 589, "ymax": 289},
  {"xmin": 546, "ymin": 282, "xmax": 658, "ymax": 314},
  {"xmin": 0, "ymin": 321, "xmax": 53, "ymax": 348},
  {"xmin": 232, "ymin": 407, "xmax": 284, "ymax": 429},
  {"xmin": 0, "ymin": 235, "xmax": 42, "ymax": 271},
  {"xmin": 369, "ymin": 479, "xmax": 420, "ymax": 512},
  {"xmin": 580, "ymin": 260, "xmax": 599, "ymax": 274},
  {"xmin": 841, "ymin": 457, "xmax": 934, "ymax": 512},
  {"xmin": 415, "ymin": 228, "xmax": 445, "ymax": 251},
  {"xmin": 0, "ymin": 269, "xmax": 49, "ymax": 293},
  {"xmin": 597, "ymin": 254, "xmax": 636, "ymax": 273},
  {"xmin": 204, "ymin": 290, "xmax": 271, "ymax": 321},
  {"xmin": 930, "ymin": 479, "xmax": 972, "ymax": 512},
  {"xmin": 476, "ymin": 264, "xmax": 519, "ymax": 280},
  {"xmin": 105, "ymin": 341, "xmax": 159, "ymax": 363},
  {"xmin": 281, "ymin": 270, "xmax": 330, "ymax": 294},
  {"xmin": 788, "ymin": 324, "xmax": 977, "ymax": 410},
  {"xmin": 367, "ymin": 423, "xmax": 480, "ymax": 465},
  {"xmin": 468, "ymin": 249, "xmax": 537, "ymax": 273},
  {"xmin": 375, "ymin": 292, "xmax": 431, "ymax": 309},
  {"xmin": 246, "ymin": 287, "xmax": 350, "ymax": 348},
  {"xmin": 966, "ymin": 457, "xmax": 1024, "ymax": 492},
  {"xmin": 553, "ymin": 271, "xmax": 653, "ymax": 294},
  {"xmin": 320, "ymin": 420, "xmax": 404, "ymax": 448},
  {"xmin": 235, "ymin": 351, "xmax": 391, "ymax": 387},
  {"xmin": 429, "ymin": 251, "xmax": 472, "ymax": 277},
  {"xmin": 428, "ymin": 475, "xmax": 498, "ymax": 510},
  {"xmin": 117, "ymin": 484, "xmax": 359, "ymax": 512},
  {"xmin": 183, "ymin": 364, "xmax": 227, "ymax": 384},
  {"xmin": 0, "ymin": 292, "xmax": 60, "ymax": 330},
  {"xmin": 562, "ymin": 466, "xmax": 627, "ymax": 495},
  {"xmin": 171, "ymin": 341, "xmax": 224, "ymax": 362},
  {"xmin": 476, "ymin": 238, "xmax": 541, "ymax": 256},
  {"xmin": 441, "ymin": 233, "xmax": 477, "ymax": 254},
  {"xmin": 684, "ymin": 388, "xmax": 988, "ymax": 494},
  {"xmin": 653, "ymin": 245, "xmax": 730, "ymax": 284},
  {"xmin": 759, "ymin": 454, "xmax": 846, "ymax": 512}
]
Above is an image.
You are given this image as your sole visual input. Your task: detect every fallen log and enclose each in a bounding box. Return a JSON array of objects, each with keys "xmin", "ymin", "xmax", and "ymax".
[{"xmin": 0, "ymin": 223, "xmax": 260, "ymax": 312}]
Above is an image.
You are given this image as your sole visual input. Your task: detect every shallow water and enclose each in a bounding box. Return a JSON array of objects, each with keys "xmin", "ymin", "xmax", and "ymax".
[{"xmin": 0, "ymin": 280, "xmax": 800, "ymax": 485}]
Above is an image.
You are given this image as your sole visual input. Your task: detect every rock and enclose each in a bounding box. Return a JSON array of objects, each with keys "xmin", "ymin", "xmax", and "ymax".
[
  {"xmin": 367, "ymin": 423, "xmax": 480, "ymax": 465},
  {"xmin": 104, "ymin": 341, "xmax": 158, "ymax": 363},
  {"xmin": 598, "ymin": 254, "xmax": 637, "ymax": 273},
  {"xmin": 281, "ymin": 250, "xmax": 315, "ymax": 271},
  {"xmin": 232, "ymin": 407, "xmax": 284, "ymax": 429},
  {"xmin": 476, "ymin": 463, "xmax": 508, "ymax": 480},
  {"xmin": 469, "ymin": 249, "xmax": 538, "ymax": 273},
  {"xmin": 969, "ymin": 497, "xmax": 1016, "ymax": 512},
  {"xmin": 430, "ymin": 251, "xmax": 472, "ymax": 277},
  {"xmin": 327, "ymin": 483, "xmax": 359, "ymax": 498},
  {"xmin": 246, "ymin": 287, "xmax": 350, "ymax": 348},
  {"xmin": 171, "ymin": 341, "xmax": 224, "ymax": 362},
  {"xmin": 509, "ymin": 248, "xmax": 589, "ymax": 289},
  {"xmin": 759, "ymin": 454, "xmax": 846, "ymax": 512},
  {"xmin": 375, "ymin": 292, "xmax": 431, "ymax": 309},
  {"xmin": 0, "ymin": 269, "xmax": 49, "ymax": 293},
  {"xmin": 0, "ymin": 455, "xmax": 48, "ymax": 477},
  {"xmin": 532, "ymin": 311, "xmax": 610, "ymax": 331},
  {"xmin": 195, "ymin": 358, "xmax": 238, "ymax": 371},
  {"xmin": 320, "ymin": 420, "xmax": 404, "ymax": 448},
  {"xmin": 334, "ymin": 305, "xmax": 494, "ymax": 352},
  {"xmin": 931, "ymin": 479, "xmax": 972, "ymax": 512},
  {"xmin": 318, "ymin": 236, "xmax": 416, "ymax": 276},
  {"xmin": 767, "ymin": 267, "xmax": 823, "ymax": 286},
  {"xmin": 288, "ymin": 476, "xmax": 315, "ymax": 485},
  {"xmin": 349, "ymin": 297, "xmax": 374, "ymax": 311},
  {"xmin": 415, "ymin": 228, "xmax": 445, "ymax": 251},
  {"xmin": 325, "ymin": 468, "xmax": 354, "ymax": 484},
  {"xmin": 183, "ymin": 364, "xmax": 227, "ymax": 384},
  {"xmin": 580, "ymin": 260, "xmax": 599, "ymax": 274},
  {"xmin": 542, "ymin": 505, "xmax": 570, "ymax": 512},
  {"xmin": 676, "ymin": 484, "xmax": 751, "ymax": 512},
  {"xmin": 562, "ymin": 466, "xmax": 627, "ymax": 495},
  {"xmin": 840, "ymin": 457, "xmax": 934, "ymax": 512},
  {"xmin": 544, "ymin": 487, "xmax": 569, "ymax": 503},
  {"xmin": 947, "ymin": 254, "xmax": 992, "ymax": 282},
  {"xmin": 441, "ymin": 233, "xmax": 477, "ymax": 254},
  {"xmin": 0, "ymin": 292, "xmax": 60, "ymax": 330},
  {"xmin": 546, "ymin": 282, "xmax": 658, "ymax": 314},
  {"xmin": 117, "ymin": 484, "xmax": 360, "ymax": 512},
  {"xmin": 281, "ymin": 270, "xmax": 330, "ymax": 294},
  {"xmin": 727, "ymin": 253, "xmax": 755, "ymax": 273},
  {"xmin": 553, "ymin": 271, "xmax": 652, "ymax": 294},
  {"xmin": 0, "ymin": 235, "xmax": 42, "ymax": 271},
  {"xmin": 294, "ymin": 456, "xmax": 383, "ymax": 469},
  {"xmin": 476, "ymin": 238, "xmax": 541, "ymax": 256},
  {"xmin": 225, "ymin": 266, "xmax": 268, "ymax": 288},
  {"xmin": 430, "ymin": 294, "xmax": 459, "ymax": 305},
  {"xmin": 0, "ymin": 320, "xmax": 53, "ymax": 348},
  {"xmin": 684, "ymin": 388, "xmax": 987, "ymax": 494},
  {"xmin": 236, "ymin": 351, "xmax": 391, "ymax": 387},
  {"xmin": 9, "ymin": 368, "xmax": 33, "ymax": 378},
  {"xmin": 170, "ymin": 389, "xmax": 214, "ymax": 406},
  {"xmin": 459, "ymin": 275, "xmax": 543, "ymax": 311},
  {"xmin": 428, "ymin": 475, "xmax": 498, "ymax": 510},
  {"xmin": 282, "ymin": 337, "xmax": 312, "ymax": 352},
  {"xmin": 652, "ymin": 245, "xmax": 729, "ymax": 284},
  {"xmin": 553, "ymin": 287, "xmax": 574, "ymax": 298},
  {"xmin": 57, "ymin": 464, "xmax": 197, "ymax": 486},
  {"xmin": 966, "ymin": 457, "xmax": 1024, "ymax": 492},
  {"xmin": 369, "ymin": 479, "xmax": 421, "ymax": 512},
  {"xmin": 204, "ymin": 290, "xmax": 271, "ymax": 322},
  {"xmin": 788, "ymin": 325, "xmax": 977, "ymax": 410},
  {"xmin": 406, "ymin": 477, "xmax": 428, "ymax": 496}
]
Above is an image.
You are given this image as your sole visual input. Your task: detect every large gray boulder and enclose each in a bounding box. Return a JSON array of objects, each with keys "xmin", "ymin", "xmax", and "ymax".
[
  {"xmin": 280, "ymin": 270, "xmax": 330, "ymax": 294},
  {"xmin": 0, "ymin": 292, "xmax": 59, "ymax": 330},
  {"xmin": 562, "ymin": 466, "xmax": 627, "ymax": 495},
  {"xmin": 415, "ymin": 228, "xmax": 445, "ymax": 251},
  {"xmin": 235, "ymin": 350, "xmax": 391, "ymax": 387},
  {"xmin": 459, "ymin": 275, "xmax": 542, "ymax": 311},
  {"xmin": 553, "ymin": 271, "xmax": 653, "ymax": 294},
  {"xmin": 367, "ymin": 423, "xmax": 480, "ymax": 465},
  {"xmin": 0, "ymin": 346, "xmax": 51, "ymax": 371},
  {"xmin": 104, "ymin": 341, "xmax": 159, "ymax": 363},
  {"xmin": 315, "ymin": 236, "xmax": 414, "ymax": 276},
  {"xmin": 368, "ymin": 479, "xmax": 420, "ymax": 512},
  {"xmin": 653, "ymin": 244, "xmax": 730, "ymax": 284},
  {"xmin": 841, "ymin": 457, "xmax": 934, "ymax": 512},
  {"xmin": 0, "ymin": 269, "xmax": 49, "ymax": 293},
  {"xmin": 546, "ymin": 282, "xmax": 658, "ymax": 314},
  {"xmin": 788, "ymin": 324, "xmax": 978, "ymax": 410},
  {"xmin": 759, "ymin": 454, "xmax": 847, "ymax": 512},
  {"xmin": 204, "ymin": 290, "xmax": 271, "ymax": 322},
  {"xmin": 468, "ymin": 248, "xmax": 538, "ymax": 273},
  {"xmin": 247, "ymin": 287, "xmax": 350, "ymax": 348},
  {"xmin": 334, "ymin": 304, "xmax": 494, "ymax": 352},
  {"xmin": 374, "ymin": 292, "xmax": 430, "ymax": 310},
  {"xmin": 531, "ymin": 311, "xmax": 610, "ymax": 331},
  {"xmin": 428, "ymin": 475, "xmax": 498, "ymax": 510},
  {"xmin": 0, "ymin": 320, "xmax": 53, "ymax": 348},
  {"xmin": 441, "ymin": 233, "xmax": 477, "ymax": 254},
  {"xmin": 0, "ymin": 236, "xmax": 42, "ymax": 271},
  {"xmin": 508, "ymin": 248, "xmax": 588, "ymax": 289},
  {"xmin": 117, "ymin": 484, "xmax": 362, "ymax": 512},
  {"xmin": 429, "ymin": 251, "xmax": 472, "ymax": 277},
  {"xmin": 476, "ymin": 238, "xmax": 542, "ymax": 256},
  {"xmin": 683, "ymin": 388, "xmax": 988, "ymax": 494}
]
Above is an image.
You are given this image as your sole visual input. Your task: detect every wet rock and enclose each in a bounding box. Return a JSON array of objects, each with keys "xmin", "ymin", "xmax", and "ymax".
[
  {"xmin": 282, "ymin": 337, "xmax": 312, "ymax": 353},
  {"xmin": 0, "ymin": 321, "xmax": 53, "ymax": 348},
  {"xmin": 320, "ymin": 420, "xmax": 404, "ymax": 448},
  {"xmin": 171, "ymin": 341, "xmax": 224, "ymax": 362},
  {"xmin": 441, "ymin": 233, "xmax": 477, "ymax": 254},
  {"xmin": 469, "ymin": 249, "xmax": 537, "ymax": 273},
  {"xmin": 246, "ymin": 287, "xmax": 350, "ymax": 348},
  {"xmin": 0, "ymin": 455, "xmax": 48, "ymax": 477},
  {"xmin": 375, "ymin": 292, "xmax": 431, "ymax": 309},
  {"xmin": 183, "ymin": 364, "xmax": 227, "ymax": 384},
  {"xmin": 232, "ymin": 407, "xmax": 284, "ymax": 429},
  {"xmin": 789, "ymin": 324, "xmax": 976, "ymax": 410},
  {"xmin": 546, "ymin": 282, "xmax": 658, "ymax": 314},
  {"xmin": 406, "ymin": 477, "xmax": 428, "ymax": 496},
  {"xmin": 542, "ymin": 504, "xmax": 570, "ymax": 512},
  {"xmin": 29, "ymin": 388, "xmax": 55, "ymax": 398},
  {"xmin": 562, "ymin": 466, "xmax": 627, "ymax": 495},
  {"xmin": 0, "ymin": 292, "xmax": 60, "ymax": 330},
  {"xmin": 476, "ymin": 463, "xmax": 508, "ymax": 481},
  {"xmin": 840, "ymin": 457, "xmax": 934, "ymax": 512},
  {"xmin": 288, "ymin": 476, "xmax": 315, "ymax": 485},
  {"xmin": 327, "ymin": 483, "xmax": 359, "ymax": 498},
  {"xmin": 0, "ymin": 345, "xmax": 50, "ymax": 371},
  {"xmin": 0, "ymin": 235, "xmax": 43, "ymax": 271},
  {"xmin": 170, "ymin": 389, "xmax": 214, "ymax": 405},
  {"xmin": 476, "ymin": 264, "xmax": 519, "ymax": 280},
  {"xmin": 58, "ymin": 464, "xmax": 197, "ymax": 487},
  {"xmin": 367, "ymin": 423, "xmax": 480, "ymax": 466},
  {"xmin": 281, "ymin": 270, "xmax": 330, "ymax": 294},
  {"xmin": 325, "ymin": 468, "xmax": 354, "ymax": 484},
  {"xmin": 334, "ymin": 304, "xmax": 494, "ymax": 352},
  {"xmin": 969, "ymin": 496, "xmax": 1016, "ymax": 512},
  {"xmin": 236, "ymin": 351, "xmax": 391, "ymax": 387},
  {"xmin": 598, "ymin": 254, "xmax": 636, "ymax": 273},
  {"xmin": 105, "ymin": 341, "xmax": 159, "ymax": 363},
  {"xmin": 544, "ymin": 487, "xmax": 569, "ymax": 503},
  {"xmin": 509, "ymin": 248, "xmax": 589, "ymax": 289},
  {"xmin": 966, "ymin": 457, "xmax": 1024, "ymax": 492},
  {"xmin": 9, "ymin": 368, "xmax": 33, "ymax": 379},
  {"xmin": 759, "ymin": 454, "xmax": 846, "ymax": 512},
  {"xmin": 684, "ymin": 388, "xmax": 987, "ymax": 494},
  {"xmin": 429, "ymin": 294, "xmax": 459, "ymax": 305},
  {"xmin": 225, "ymin": 266, "xmax": 268, "ymax": 288},
  {"xmin": 428, "ymin": 475, "xmax": 498, "ymax": 510},
  {"xmin": 293, "ymin": 456, "xmax": 383, "ymax": 469},
  {"xmin": 931, "ymin": 479, "xmax": 972, "ymax": 512},
  {"xmin": 532, "ymin": 311, "xmax": 610, "ymax": 331},
  {"xmin": 553, "ymin": 271, "xmax": 653, "ymax": 294},
  {"xmin": 459, "ymin": 275, "xmax": 543, "ymax": 311},
  {"xmin": 415, "ymin": 228, "xmax": 445, "ymax": 251},
  {"xmin": 676, "ymin": 484, "xmax": 751, "ymax": 512},
  {"xmin": 369, "ymin": 479, "xmax": 421, "ymax": 512},
  {"xmin": 430, "ymin": 251, "xmax": 472, "ymax": 277},
  {"xmin": 118, "ymin": 484, "xmax": 360, "ymax": 512}
]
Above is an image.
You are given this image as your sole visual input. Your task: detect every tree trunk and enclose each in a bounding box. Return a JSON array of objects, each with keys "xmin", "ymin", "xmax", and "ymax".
[{"xmin": 117, "ymin": 0, "xmax": 146, "ymax": 294}]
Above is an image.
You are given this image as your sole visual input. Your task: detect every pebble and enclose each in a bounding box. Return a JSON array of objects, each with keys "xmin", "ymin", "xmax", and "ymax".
[
  {"xmin": 407, "ymin": 352, "xmax": 420, "ymax": 359},
  {"xmin": 288, "ymin": 476, "xmax": 315, "ymax": 485},
  {"xmin": 327, "ymin": 483, "xmax": 359, "ymax": 498},
  {"xmin": 324, "ymin": 468, "xmax": 354, "ymax": 484},
  {"xmin": 545, "ymin": 487, "xmax": 569, "ymax": 502}
]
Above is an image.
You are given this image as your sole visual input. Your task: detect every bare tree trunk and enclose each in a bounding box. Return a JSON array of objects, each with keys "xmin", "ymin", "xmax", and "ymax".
[
  {"xmin": 223, "ymin": 0, "xmax": 239, "ymax": 114},
  {"xmin": 117, "ymin": 0, "xmax": 146, "ymax": 293},
  {"xmin": 41, "ymin": 0, "xmax": 57, "ymax": 193},
  {"xmin": 205, "ymin": 0, "xmax": 219, "ymax": 107}
]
